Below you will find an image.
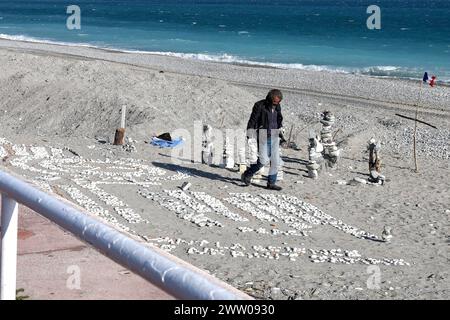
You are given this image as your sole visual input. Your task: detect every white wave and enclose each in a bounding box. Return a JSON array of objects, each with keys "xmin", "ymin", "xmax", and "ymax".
[
  {"xmin": 132, "ymin": 50, "xmax": 350, "ymax": 72},
  {"xmin": 1, "ymin": 33, "xmax": 448, "ymax": 83},
  {"xmin": 0, "ymin": 33, "xmax": 98, "ymax": 49},
  {"xmin": 361, "ymin": 66, "xmax": 400, "ymax": 72}
]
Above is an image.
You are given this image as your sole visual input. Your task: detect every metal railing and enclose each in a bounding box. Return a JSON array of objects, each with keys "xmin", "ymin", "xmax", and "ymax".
[{"xmin": 0, "ymin": 169, "xmax": 252, "ymax": 300}]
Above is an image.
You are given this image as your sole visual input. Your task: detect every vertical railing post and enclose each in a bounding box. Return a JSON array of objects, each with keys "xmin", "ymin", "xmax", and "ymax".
[{"xmin": 0, "ymin": 193, "xmax": 19, "ymax": 300}]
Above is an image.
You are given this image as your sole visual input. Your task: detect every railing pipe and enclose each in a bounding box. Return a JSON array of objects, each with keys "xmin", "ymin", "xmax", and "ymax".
[{"xmin": 0, "ymin": 170, "xmax": 251, "ymax": 300}]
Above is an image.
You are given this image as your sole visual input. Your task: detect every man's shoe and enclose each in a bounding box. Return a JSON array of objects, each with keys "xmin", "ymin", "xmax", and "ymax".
[
  {"xmin": 241, "ymin": 172, "xmax": 252, "ymax": 186},
  {"xmin": 266, "ymin": 183, "xmax": 282, "ymax": 191}
]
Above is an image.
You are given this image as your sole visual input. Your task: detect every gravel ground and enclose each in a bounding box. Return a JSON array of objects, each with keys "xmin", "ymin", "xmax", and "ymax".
[{"xmin": 0, "ymin": 42, "xmax": 448, "ymax": 300}]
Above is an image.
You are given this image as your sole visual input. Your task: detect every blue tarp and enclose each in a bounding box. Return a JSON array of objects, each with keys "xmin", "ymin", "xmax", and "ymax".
[{"xmin": 150, "ymin": 137, "xmax": 184, "ymax": 148}]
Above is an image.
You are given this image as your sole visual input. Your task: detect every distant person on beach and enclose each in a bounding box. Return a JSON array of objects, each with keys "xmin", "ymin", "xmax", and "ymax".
[{"xmin": 241, "ymin": 89, "xmax": 284, "ymax": 191}]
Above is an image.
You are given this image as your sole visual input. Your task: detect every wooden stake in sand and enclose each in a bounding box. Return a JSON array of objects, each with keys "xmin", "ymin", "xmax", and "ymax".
[
  {"xmin": 114, "ymin": 105, "xmax": 127, "ymax": 145},
  {"xmin": 409, "ymin": 74, "xmax": 437, "ymax": 172},
  {"xmin": 413, "ymin": 81, "xmax": 424, "ymax": 173}
]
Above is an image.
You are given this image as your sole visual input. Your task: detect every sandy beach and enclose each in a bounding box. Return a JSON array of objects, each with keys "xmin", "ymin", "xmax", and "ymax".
[{"xmin": 0, "ymin": 39, "xmax": 449, "ymax": 300}]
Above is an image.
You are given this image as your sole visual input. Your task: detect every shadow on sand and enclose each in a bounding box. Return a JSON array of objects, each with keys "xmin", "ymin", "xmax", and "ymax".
[{"xmin": 152, "ymin": 161, "xmax": 244, "ymax": 186}]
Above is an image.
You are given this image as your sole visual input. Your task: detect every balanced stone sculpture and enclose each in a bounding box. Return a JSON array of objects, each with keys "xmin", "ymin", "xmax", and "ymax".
[
  {"xmin": 320, "ymin": 111, "xmax": 340, "ymax": 169},
  {"xmin": 368, "ymin": 138, "xmax": 386, "ymax": 185}
]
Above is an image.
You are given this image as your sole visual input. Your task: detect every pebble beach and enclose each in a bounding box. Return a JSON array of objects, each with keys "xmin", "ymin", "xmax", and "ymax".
[{"xmin": 0, "ymin": 39, "xmax": 449, "ymax": 300}]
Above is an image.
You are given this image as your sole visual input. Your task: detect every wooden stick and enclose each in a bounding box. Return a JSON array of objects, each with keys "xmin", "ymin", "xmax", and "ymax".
[
  {"xmin": 332, "ymin": 128, "xmax": 342, "ymax": 141},
  {"xmin": 394, "ymin": 114, "xmax": 437, "ymax": 129},
  {"xmin": 413, "ymin": 82, "xmax": 422, "ymax": 173},
  {"xmin": 413, "ymin": 108, "xmax": 419, "ymax": 172},
  {"xmin": 287, "ymin": 125, "xmax": 294, "ymax": 145}
]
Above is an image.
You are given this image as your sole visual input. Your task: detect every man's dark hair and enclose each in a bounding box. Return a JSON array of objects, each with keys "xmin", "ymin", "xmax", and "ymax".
[{"xmin": 266, "ymin": 89, "xmax": 283, "ymax": 104}]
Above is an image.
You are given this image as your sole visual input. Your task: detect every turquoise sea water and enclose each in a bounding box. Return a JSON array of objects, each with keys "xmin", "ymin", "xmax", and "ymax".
[{"xmin": 0, "ymin": 0, "xmax": 449, "ymax": 81}]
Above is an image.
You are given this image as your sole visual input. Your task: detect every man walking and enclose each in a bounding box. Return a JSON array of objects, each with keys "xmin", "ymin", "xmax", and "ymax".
[{"xmin": 241, "ymin": 89, "xmax": 284, "ymax": 191}]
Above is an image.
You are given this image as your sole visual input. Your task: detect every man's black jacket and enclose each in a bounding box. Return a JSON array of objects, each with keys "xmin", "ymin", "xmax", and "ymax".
[{"xmin": 246, "ymin": 99, "xmax": 283, "ymax": 133}]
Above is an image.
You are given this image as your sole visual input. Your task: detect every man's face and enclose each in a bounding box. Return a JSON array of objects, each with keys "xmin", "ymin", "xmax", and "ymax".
[{"xmin": 272, "ymin": 96, "xmax": 282, "ymax": 106}]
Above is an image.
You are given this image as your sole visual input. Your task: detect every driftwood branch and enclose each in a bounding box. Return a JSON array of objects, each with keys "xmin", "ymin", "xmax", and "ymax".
[{"xmin": 395, "ymin": 113, "xmax": 438, "ymax": 129}]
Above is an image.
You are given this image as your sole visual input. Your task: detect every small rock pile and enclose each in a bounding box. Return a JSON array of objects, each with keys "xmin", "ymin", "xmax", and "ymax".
[{"xmin": 306, "ymin": 134, "xmax": 323, "ymax": 179}]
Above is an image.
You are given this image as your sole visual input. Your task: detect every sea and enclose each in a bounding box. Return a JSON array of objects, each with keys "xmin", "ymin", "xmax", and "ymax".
[{"xmin": 0, "ymin": 0, "xmax": 449, "ymax": 82}]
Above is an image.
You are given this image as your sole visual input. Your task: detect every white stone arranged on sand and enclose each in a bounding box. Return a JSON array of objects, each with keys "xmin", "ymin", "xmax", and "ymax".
[
  {"xmin": 237, "ymin": 226, "xmax": 306, "ymax": 237},
  {"xmin": 50, "ymin": 147, "xmax": 64, "ymax": 158},
  {"xmin": 230, "ymin": 193, "xmax": 312, "ymax": 231},
  {"xmin": 12, "ymin": 144, "xmax": 29, "ymax": 156},
  {"xmin": 3, "ymin": 141, "xmax": 381, "ymax": 240},
  {"xmin": 2, "ymin": 141, "xmax": 197, "ymax": 228},
  {"xmin": 309, "ymin": 248, "xmax": 409, "ymax": 266},
  {"xmin": 30, "ymin": 146, "xmax": 49, "ymax": 159},
  {"xmin": 261, "ymin": 194, "xmax": 323, "ymax": 225},
  {"xmin": 38, "ymin": 155, "xmax": 182, "ymax": 185},
  {"xmin": 138, "ymin": 189, "xmax": 223, "ymax": 227},
  {"xmin": 139, "ymin": 236, "xmax": 409, "ymax": 266},
  {"xmin": 59, "ymin": 184, "xmax": 130, "ymax": 232},
  {"xmin": 265, "ymin": 194, "xmax": 381, "ymax": 241},
  {"xmin": 73, "ymin": 179, "xmax": 145, "ymax": 224},
  {"xmin": 190, "ymin": 191, "xmax": 248, "ymax": 222},
  {"xmin": 0, "ymin": 137, "xmax": 12, "ymax": 145},
  {"xmin": 2, "ymin": 139, "xmax": 409, "ymax": 271},
  {"xmin": 163, "ymin": 170, "xmax": 191, "ymax": 181},
  {"xmin": 164, "ymin": 189, "xmax": 212, "ymax": 214},
  {"xmin": 224, "ymin": 195, "xmax": 278, "ymax": 223},
  {"xmin": 0, "ymin": 146, "xmax": 7, "ymax": 159}
]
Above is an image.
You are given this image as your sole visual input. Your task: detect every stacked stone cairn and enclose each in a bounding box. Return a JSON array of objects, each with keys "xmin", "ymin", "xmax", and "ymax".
[
  {"xmin": 368, "ymin": 138, "xmax": 386, "ymax": 185},
  {"xmin": 320, "ymin": 111, "xmax": 340, "ymax": 169},
  {"xmin": 306, "ymin": 130, "xmax": 324, "ymax": 179}
]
